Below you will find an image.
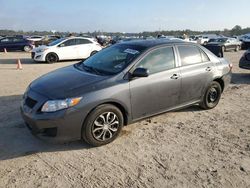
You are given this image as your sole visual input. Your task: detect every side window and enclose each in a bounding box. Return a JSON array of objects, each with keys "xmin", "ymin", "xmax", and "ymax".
[
  {"xmin": 136, "ymin": 47, "xmax": 175, "ymax": 75},
  {"xmin": 61, "ymin": 39, "xmax": 76, "ymax": 47},
  {"xmin": 1, "ymin": 38, "xmax": 12, "ymax": 42},
  {"xmin": 200, "ymin": 49, "xmax": 210, "ymax": 62},
  {"xmin": 13, "ymin": 38, "xmax": 24, "ymax": 42},
  {"xmin": 178, "ymin": 45, "xmax": 202, "ymax": 65},
  {"xmin": 75, "ymin": 39, "xmax": 92, "ymax": 45}
]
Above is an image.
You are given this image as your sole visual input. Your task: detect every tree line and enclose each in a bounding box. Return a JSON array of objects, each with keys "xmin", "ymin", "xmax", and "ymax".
[{"xmin": 0, "ymin": 25, "xmax": 249, "ymax": 37}]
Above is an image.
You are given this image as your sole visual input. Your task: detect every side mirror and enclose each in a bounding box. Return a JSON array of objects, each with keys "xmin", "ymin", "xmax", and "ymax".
[
  {"xmin": 58, "ymin": 43, "xmax": 65, "ymax": 47},
  {"xmin": 131, "ymin": 67, "xmax": 149, "ymax": 78}
]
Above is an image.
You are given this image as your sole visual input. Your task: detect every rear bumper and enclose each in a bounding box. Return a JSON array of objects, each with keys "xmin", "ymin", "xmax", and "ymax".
[{"xmin": 222, "ymin": 71, "xmax": 232, "ymax": 90}]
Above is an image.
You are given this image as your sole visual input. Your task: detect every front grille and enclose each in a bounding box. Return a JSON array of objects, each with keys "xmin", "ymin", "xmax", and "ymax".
[
  {"xmin": 31, "ymin": 52, "xmax": 35, "ymax": 59},
  {"xmin": 25, "ymin": 96, "xmax": 37, "ymax": 109}
]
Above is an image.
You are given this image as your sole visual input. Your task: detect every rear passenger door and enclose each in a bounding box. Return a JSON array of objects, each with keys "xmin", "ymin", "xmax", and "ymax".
[
  {"xmin": 129, "ymin": 46, "xmax": 181, "ymax": 120},
  {"xmin": 75, "ymin": 39, "xmax": 93, "ymax": 59},
  {"xmin": 177, "ymin": 45, "xmax": 214, "ymax": 104}
]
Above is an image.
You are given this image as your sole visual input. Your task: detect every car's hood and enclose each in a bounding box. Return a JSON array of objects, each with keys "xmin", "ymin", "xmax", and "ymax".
[
  {"xmin": 32, "ymin": 45, "xmax": 49, "ymax": 52},
  {"xmin": 30, "ymin": 65, "xmax": 108, "ymax": 99}
]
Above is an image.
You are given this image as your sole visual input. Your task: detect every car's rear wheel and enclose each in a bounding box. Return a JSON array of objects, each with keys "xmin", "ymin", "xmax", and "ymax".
[
  {"xmin": 235, "ymin": 45, "xmax": 240, "ymax": 52},
  {"xmin": 24, "ymin": 45, "xmax": 32, "ymax": 52},
  {"xmin": 45, "ymin": 53, "xmax": 58, "ymax": 63},
  {"xmin": 222, "ymin": 46, "xmax": 226, "ymax": 52},
  {"xmin": 90, "ymin": 51, "xmax": 98, "ymax": 56},
  {"xmin": 82, "ymin": 104, "xmax": 124, "ymax": 146},
  {"xmin": 200, "ymin": 81, "xmax": 222, "ymax": 110}
]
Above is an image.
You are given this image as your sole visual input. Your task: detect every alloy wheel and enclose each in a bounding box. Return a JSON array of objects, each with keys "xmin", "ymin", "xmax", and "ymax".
[{"xmin": 92, "ymin": 112, "xmax": 120, "ymax": 141}]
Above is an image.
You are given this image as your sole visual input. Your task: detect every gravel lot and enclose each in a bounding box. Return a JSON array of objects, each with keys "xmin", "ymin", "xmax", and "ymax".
[{"xmin": 0, "ymin": 50, "xmax": 249, "ymax": 188}]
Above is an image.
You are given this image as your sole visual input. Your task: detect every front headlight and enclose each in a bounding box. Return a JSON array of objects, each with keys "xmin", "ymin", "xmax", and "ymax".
[
  {"xmin": 41, "ymin": 97, "xmax": 82, "ymax": 112},
  {"xmin": 36, "ymin": 48, "xmax": 48, "ymax": 53}
]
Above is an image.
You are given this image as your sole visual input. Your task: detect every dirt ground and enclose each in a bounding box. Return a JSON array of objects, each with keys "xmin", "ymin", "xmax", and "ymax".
[{"xmin": 0, "ymin": 50, "xmax": 249, "ymax": 188}]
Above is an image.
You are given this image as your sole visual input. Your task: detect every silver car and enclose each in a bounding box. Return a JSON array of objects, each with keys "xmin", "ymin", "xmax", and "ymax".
[{"xmin": 21, "ymin": 39, "xmax": 232, "ymax": 146}]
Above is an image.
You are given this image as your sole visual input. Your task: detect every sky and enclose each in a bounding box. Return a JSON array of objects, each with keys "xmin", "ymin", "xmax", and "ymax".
[{"xmin": 0, "ymin": 0, "xmax": 249, "ymax": 33}]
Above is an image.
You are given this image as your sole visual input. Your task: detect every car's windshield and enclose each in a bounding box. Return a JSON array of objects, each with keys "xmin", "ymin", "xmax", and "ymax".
[
  {"xmin": 215, "ymin": 38, "xmax": 228, "ymax": 42},
  {"xmin": 77, "ymin": 44, "xmax": 146, "ymax": 75},
  {"xmin": 47, "ymin": 38, "xmax": 65, "ymax": 46}
]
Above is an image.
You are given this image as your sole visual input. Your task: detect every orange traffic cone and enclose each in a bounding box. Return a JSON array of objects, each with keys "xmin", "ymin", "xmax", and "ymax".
[
  {"xmin": 4, "ymin": 48, "xmax": 7, "ymax": 53},
  {"xmin": 17, "ymin": 59, "xmax": 23, "ymax": 70}
]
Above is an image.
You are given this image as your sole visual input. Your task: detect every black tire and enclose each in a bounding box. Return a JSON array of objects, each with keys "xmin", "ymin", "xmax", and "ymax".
[
  {"xmin": 90, "ymin": 51, "xmax": 98, "ymax": 56},
  {"xmin": 45, "ymin": 53, "xmax": 58, "ymax": 63},
  {"xmin": 24, "ymin": 45, "xmax": 32, "ymax": 52},
  {"xmin": 82, "ymin": 104, "xmax": 124, "ymax": 146},
  {"xmin": 200, "ymin": 81, "xmax": 222, "ymax": 110}
]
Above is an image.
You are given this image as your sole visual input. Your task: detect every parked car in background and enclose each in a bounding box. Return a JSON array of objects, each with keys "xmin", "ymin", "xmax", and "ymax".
[
  {"xmin": 34, "ymin": 35, "xmax": 61, "ymax": 46},
  {"xmin": 0, "ymin": 36, "xmax": 35, "ymax": 52},
  {"xmin": 239, "ymin": 50, "xmax": 250, "ymax": 69},
  {"xmin": 206, "ymin": 38, "xmax": 241, "ymax": 52},
  {"xmin": 21, "ymin": 39, "xmax": 232, "ymax": 146},
  {"xmin": 26, "ymin": 35, "xmax": 44, "ymax": 42},
  {"xmin": 31, "ymin": 37, "xmax": 102, "ymax": 63},
  {"xmin": 241, "ymin": 35, "xmax": 250, "ymax": 49},
  {"xmin": 196, "ymin": 36, "xmax": 210, "ymax": 45}
]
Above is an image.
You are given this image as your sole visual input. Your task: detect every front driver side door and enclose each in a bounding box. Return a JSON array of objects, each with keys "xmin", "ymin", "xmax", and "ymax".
[
  {"xmin": 129, "ymin": 46, "xmax": 181, "ymax": 120},
  {"xmin": 56, "ymin": 39, "xmax": 78, "ymax": 60}
]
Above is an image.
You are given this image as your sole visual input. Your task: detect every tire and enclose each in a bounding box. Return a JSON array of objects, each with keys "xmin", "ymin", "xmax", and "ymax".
[
  {"xmin": 24, "ymin": 45, "xmax": 32, "ymax": 52},
  {"xmin": 45, "ymin": 53, "xmax": 58, "ymax": 63},
  {"xmin": 82, "ymin": 104, "xmax": 124, "ymax": 146},
  {"xmin": 203, "ymin": 41, "xmax": 208, "ymax": 45},
  {"xmin": 235, "ymin": 45, "xmax": 240, "ymax": 52},
  {"xmin": 222, "ymin": 46, "xmax": 226, "ymax": 52},
  {"xmin": 200, "ymin": 81, "xmax": 222, "ymax": 110},
  {"xmin": 90, "ymin": 51, "xmax": 98, "ymax": 56}
]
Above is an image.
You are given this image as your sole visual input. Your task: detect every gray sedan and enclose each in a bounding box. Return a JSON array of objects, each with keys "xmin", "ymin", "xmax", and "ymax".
[{"xmin": 21, "ymin": 39, "xmax": 232, "ymax": 146}]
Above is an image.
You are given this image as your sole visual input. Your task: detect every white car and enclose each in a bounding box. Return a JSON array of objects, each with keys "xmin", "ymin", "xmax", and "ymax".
[
  {"xmin": 27, "ymin": 36, "xmax": 44, "ymax": 42},
  {"xmin": 31, "ymin": 37, "xmax": 102, "ymax": 63}
]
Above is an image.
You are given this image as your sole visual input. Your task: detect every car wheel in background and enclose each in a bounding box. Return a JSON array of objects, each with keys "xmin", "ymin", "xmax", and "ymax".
[
  {"xmin": 45, "ymin": 53, "xmax": 59, "ymax": 63},
  {"xmin": 24, "ymin": 46, "xmax": 32, "ymax": 52},
  {"xmin": 200, "ymin": 81, "xmax": 222, "ymax": 110},
  {"xmin": 82, "ymin": 104, "xmax": 124, "ymax": 146},
  {"xmin": 90, "ymin": 51, "xmax": 98, "ymax": 56},
  {"xmin": 222, "ymin": 46, "xmax": 226, "ymax": 52},
  {"xmin": 235, "ymin": 45, "xmax": 240, "ymax": 52}
]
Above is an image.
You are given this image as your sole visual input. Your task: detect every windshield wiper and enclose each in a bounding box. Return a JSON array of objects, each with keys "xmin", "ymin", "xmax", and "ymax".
[{"xmin": 82, "ymin": 64, "xmax": 103, "ymax": 75}]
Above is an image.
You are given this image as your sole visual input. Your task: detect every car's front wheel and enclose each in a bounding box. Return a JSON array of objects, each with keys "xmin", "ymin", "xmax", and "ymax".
[
  {"xmin": 200, "ymin": 81, "xmax": 222, "ymax": 110},
  {"xmin": 45, "ymin": 53, "xmax": 58, "ymax": 63},
  {"xmin": 82, "ymin": 104, "xmax": 124, "ymax": 146},
  {"xmin": 90, "ymin": 50, "xmax": 98, "ymax": 56}
]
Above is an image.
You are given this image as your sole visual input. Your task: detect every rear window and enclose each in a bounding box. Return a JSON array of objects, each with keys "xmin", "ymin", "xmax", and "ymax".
[
  {"xmin": 178, "ymin": 45, "xmax": 202, "ymax": 65},
  {"xmin": 75, "ymin": 39, "xmax": 92, "ymax": 45}
]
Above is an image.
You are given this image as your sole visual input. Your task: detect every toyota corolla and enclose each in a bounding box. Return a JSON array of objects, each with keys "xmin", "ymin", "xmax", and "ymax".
[{"xmin": 21, "ymin": 39, "xmax": 232, "ymax": 146}]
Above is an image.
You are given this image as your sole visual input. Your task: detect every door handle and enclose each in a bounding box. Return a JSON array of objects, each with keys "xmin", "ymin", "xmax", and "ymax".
[
  {"xmin": 170, "ymin": 74, "xmax": 179, "ymax": 79},
  {"xmin": 205, "ymin": 67, "xmax": 212, "ymax": 72}
]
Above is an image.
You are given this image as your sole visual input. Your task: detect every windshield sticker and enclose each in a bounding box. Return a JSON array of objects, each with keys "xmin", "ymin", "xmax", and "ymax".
[{"xmin": 124, "ymin": 49, "xmax": 139, "ymax": 55}]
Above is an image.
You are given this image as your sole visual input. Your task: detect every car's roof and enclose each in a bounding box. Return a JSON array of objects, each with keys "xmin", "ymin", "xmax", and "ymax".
[{"xmin": 118, "ymin": 39, "xmax": 189, "ymax": 48}]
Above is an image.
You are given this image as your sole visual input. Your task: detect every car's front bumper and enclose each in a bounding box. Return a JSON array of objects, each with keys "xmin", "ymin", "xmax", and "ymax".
[
  {"xmin": 20, "ymin": 89, "xmax": 85, "ymax": 142},
  {"xmin": 31, "ymin": 52, "xmax": 46, "ymax": 62}
]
